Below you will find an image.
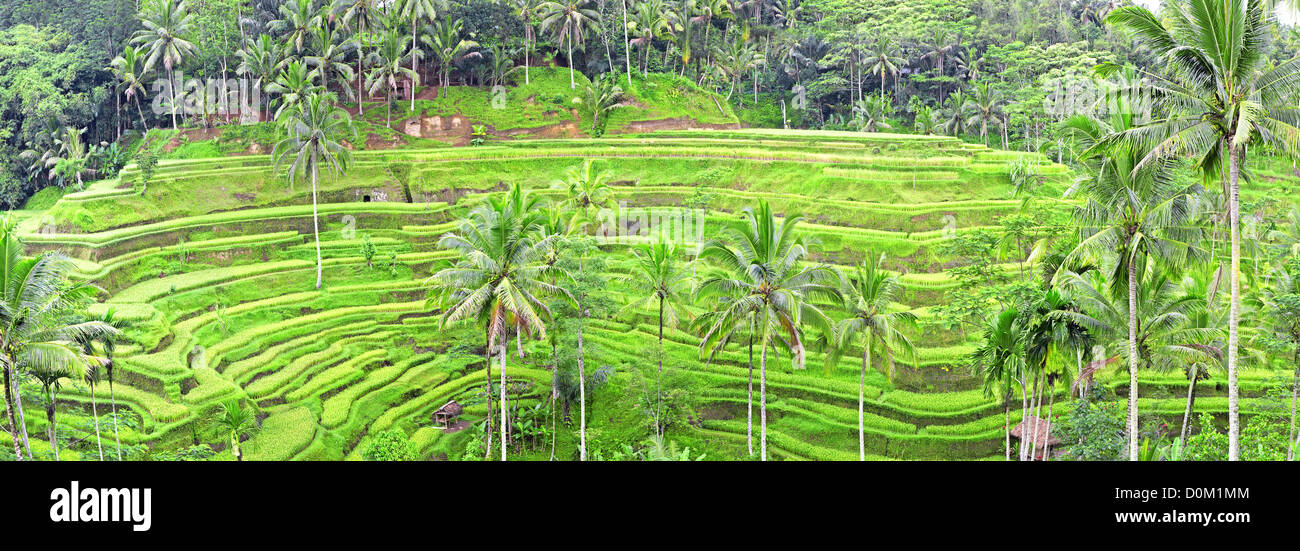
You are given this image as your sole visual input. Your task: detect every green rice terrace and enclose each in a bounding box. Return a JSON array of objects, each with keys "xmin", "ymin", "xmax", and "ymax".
[{"xmin": 6, "ymin": 124, "xmax": 1296, "ymax": 461}]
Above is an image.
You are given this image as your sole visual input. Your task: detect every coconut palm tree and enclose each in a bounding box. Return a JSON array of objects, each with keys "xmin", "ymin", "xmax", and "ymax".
[
  {"xmin": 237, "ymin": 34, "xmax": 289, "ymax": 122},
  {"xmin": 972, "ymin": 307, "xmax": 1025, "ymax": 461},
  {"xmin": 331, "ymin": 0, "xmax": 377, "ymax": 113},
  {"xmin": 514, "ymin": 0, "xmax": 544, "ymax": 84},
  {"xmin": 108, "ymin": 45, "xmax": 152, "ymax": 135},
  {"xmin": 216, "ymin": 399, "xmax": 256, "ymax": 461},
  {"xmin": 628, "ymin": 0, "xmax": 671, "ymax": 77},
  {"xmin": 1258, "ymin": 262, "xmax": 1300, "ymax": 459},
  {"xmin": 1103, "ymin": 0, "xmax": 1300, "ymax": 460},
  {"xmin": 966, "ymin": 82, "xmax": 1004, "ymax": 146},
  {"xmin": 827, "ymin": 253, "xmax": 916, "ymax": 460},
  {"xmin": 539, "ymin": 0, "xmax": 602, "ymax": 88},
  {"xmin": 81, "ymin": 309, "xmax": 129, "ymax": 461},
  {"xmin": 618, "ymin": 237, "xmax": 694, "ymax": 436},
  {"xmin": 1021, "ymin": 289, "xmax": 1091, "ymax": 460},
  {"xmin": 420, "ymin": 18, "xmax": 482, "ymax": 88},
  {"xmin": 399, "ymin": 0, "xmax": 438, "ymax": 109},
  {"xmin": 941, "ymin": 89, "xmax": 970, "ymax": 136},
  {"xmin": 1057, "ymin": 107, "xmax": 1206, "ymax": 461},
  {"xmin": 864, "ymin": 34, "xmax": 904, "ymax": 99},
  {"xmin": 1056, "ymin": 268, "xmax": 1220, "ymax": 459},
  {"xmin": 306, "ymin": 23, "xmax": 359, "ymax": 102},
  {"xmin": 365, "ymin": 26, "xmax": 417, "ymax": 129},
  {"xmin": 696, "ymin": 201, "xmax": 839, "ymax": 460},
  {"xmin": 272, "ymin": 92, "xmax": 356, "ymax": 290},
  {"xmin": 425, "ymin": 183, "xmax": 569, "ymax": 460},
  {"xmin": 133, "ymin": 0, "xmax": 198, "ymax": 130}
]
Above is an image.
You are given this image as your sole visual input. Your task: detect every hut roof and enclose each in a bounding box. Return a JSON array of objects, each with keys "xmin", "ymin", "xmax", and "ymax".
[
  {"xmin": 434, "ymin": 400, "xmax": 463, "ymax": 416},
  {"xmin": 1010, "ymin": 416, "xmax": 1060, "ymax": 448}
]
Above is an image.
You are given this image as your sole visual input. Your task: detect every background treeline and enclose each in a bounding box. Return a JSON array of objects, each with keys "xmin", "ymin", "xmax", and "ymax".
[{"xmin": 5, "ymin": 0, "xmax": 1300, "ymax": 207}]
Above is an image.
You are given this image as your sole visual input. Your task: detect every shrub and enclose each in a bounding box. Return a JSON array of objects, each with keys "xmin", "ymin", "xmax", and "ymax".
[{"xmin": 362, "ymin": 430, "xmax": 416, "ymax": 461}]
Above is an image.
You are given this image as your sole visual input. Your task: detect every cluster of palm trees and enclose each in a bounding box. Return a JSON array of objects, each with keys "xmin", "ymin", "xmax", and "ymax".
[
  {"xmin": 1, "ymin": 216, "xmax": 121, "ymax": 461},
  {"xmin": 426, "ymin": 162, "xmax": 931, "ymax": 461},
  {"xmin": 971, "ymin": 0, "xmax": 1300, "ymax": 462}
]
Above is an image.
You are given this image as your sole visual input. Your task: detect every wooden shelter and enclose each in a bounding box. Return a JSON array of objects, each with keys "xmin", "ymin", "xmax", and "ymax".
[
  {"xmin": 433, "ymin": 400, "xmax": 463, "ymax": 428},
  {"xmin": 1011, "ymin": 416, "xmax": 1060, "ymax": 459}
]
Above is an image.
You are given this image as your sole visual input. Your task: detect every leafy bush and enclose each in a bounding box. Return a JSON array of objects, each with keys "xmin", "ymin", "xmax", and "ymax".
[{"xmin": 362, "ymin": 430, "xmax": 416, "ymax": 461}]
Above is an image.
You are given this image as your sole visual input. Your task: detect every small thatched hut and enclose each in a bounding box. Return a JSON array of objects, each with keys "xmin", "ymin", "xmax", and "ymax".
[
  {"xmin": 1011, "ymin": 416, "xmax": 1060, "ymax": 459},
  {"xmin": 433, "ymin": 400, "xmax": 463, "ymax": 428}
]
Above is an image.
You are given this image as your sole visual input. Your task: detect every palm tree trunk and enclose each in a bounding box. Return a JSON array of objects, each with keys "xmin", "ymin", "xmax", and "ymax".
[
  {"xmin": 232, "ymin": 431, "xmax": 242, "ymax": 461},
  {"xmin": 1181, "ymin": 372, "xmax": 1198, "ymax": 446},
  {"xmin": 860, "ymin": 330, "xmax": 871, "ymax": 461},
  {"xmin": 1029, "ymin": 371, "xmax": 1041, "ymax": 460},
  {"xmin": 10, "ymin": 366, "xmax": 31, "ymax": 459},
  {"xmin": 91, "ymin": 381, "xmax": 103, "ymax": 461},
  {"xmin": 500, "ymin": 340, "xmax": 507, "ymax": 461},
  {"xmin": 568, "ymin": 38, "xmax": 576, "ymax": 89},
  {"xmin": 3, "ymin": 365, "xmax": 23, "ymax": 461},
  {"xmin": 1227, "ymin": 142, "xmax": 1241, "ymax": 461},
  {"xmin": 46, "ymin": 394, "xmax": 58, "ymax": 461},
  {"xmin": 1287, "ymin": 345, "xmax": 1298, "ymax": 461},
  {"xmin": 312, "ymin": 150, "xmax": 323, "ymax": 290},
  {"xmin": 747, "ymin": 319, "xmax": 754, "ymax": 456},
  {"xmin": 1044, "ymin": 382, "xmax": 1056, "ymax": 461},
  {"xmin": 656, "ymin": 297, "xmax": 664, "ymax": 437},
  {"xmin": 484, "ymin": 329, "xmax": 493, "ymax": 460},
  {"xmin": 1019, "ymin": 376, "xmax": 1028, "ymax": 461},
  {"xmin": 578, "ymin": 313, "xmax": 587, "ymax": 461},
  {"xmin": 410, "ymin": 20, "xmax": 418, "ymax": 112},
  {"xmin": 1003, "ymin": 392, "xmax": 1011, "ymax": 461},
  {"xmin": 357, "ymin": 30, "xmax": 366, "ymax": 114},
  {"xmin": 759, "ymin": 313, "xmax": 770, "ymax": 461},
  {"xmin": 1128, "ymin": 258, "xmax": 1139, "ymax": 462},
  {"xmin": 168, "ymin": 67, "xmax": 178, "ymax": 130},
  {"xmin": 621, "ymin": 0, "xmax": 631, "ymax": 86},
  {"xmin": 110, "ymin": 375, "xmax": 121, "ymax": 460}
]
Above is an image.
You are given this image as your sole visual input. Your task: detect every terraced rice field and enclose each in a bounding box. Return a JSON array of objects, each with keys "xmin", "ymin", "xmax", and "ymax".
[{"xmin": 15, "ymin": 129, "xmax": 1287, "ymax": 460}]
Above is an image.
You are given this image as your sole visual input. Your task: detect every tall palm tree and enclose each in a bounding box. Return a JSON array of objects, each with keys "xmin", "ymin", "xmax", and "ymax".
[
  {"xmin": 514, "ymin": 0, "xmax": 544, "ymax": 84},
  {"xmin": 425, "ymin": 183, "xmax": 569, "ymax": 460},
  {"xmin": 1056, "ymin": 268, "xmax": 1219, "ymax": 458},
  {"xmin": 399, "ymin": 0, "xmax": 438, "ymax": 110},
  {"xmin": 1104, "ymin": 0, "xmax": 1300, "ymax": 460},
  {"xmin": 420, "ymin": 18, "xmax": 482, "ymax": 88},
  {"xmin": 941, "ymin": 89, "xmax": 970, "ymax": 137},
  {"xmin": 1021, "ymin": 289, "xmax": 1091, "ymax": 460},
  {"xmin": 108, "ymin": 45, "xmax": 152, "ymax": 135},
  {"xmin": 539, "ymin": 0, "xmax": 602, "ymax": 88},
  {"xmin": 82, "ymin": 309, "xmax": 129, "ymax": 461},
  {"xmin": 696, "ymin": 201, "xmax": 839, "ymax": 460},
  {"xmin": 216, "ymin": 399, "xmax": 256, "ymax": 461},
  {"xmin": 693, "ymin": 0, "xmax": 732, "ymax": 86},
  {"xmin": 619, "ymin": 237, "xmax": 694, "ymax": 436},
  {"xmin": 133, "ymin": 0, "xmax": 198, "ymax": 130},
  {"xmin": 827, "ymin": 254, "xmax": 916, "ymax": 460},
  {"xmin": 365, "ymin": 26, "xmax": 417, "ymax": 129},
  {"xmin": 972, "ymin": 307, "xmax": 1025, "ymax": 461},
  {"xmin": 237, "ymin": 34, "xmax": 288, "ymax": 122},
  {"xmin": 272, "ymin": 92, "xmax": 356, "ymax": 290},
  {"xmin": 306, "ymin": 23, "xmax": 359, "ymax": 103},
  {"xmin": 1059, "ymin": 102, "xmax": 1206, "ymax": 460},
  {"xmin": 628, "ymin": 0, "xmax": 671, "ymax": 77},
  {"xmin": 966, "ymin": 82, "xmax": 1004, "ymax": 146},
  {"xmin": 331, "ymin": 0, "xmax": 376, "ymax": 113},
  {"xmin": 865, "ymin": 34, "xmax": 904, "ymax": 99}
]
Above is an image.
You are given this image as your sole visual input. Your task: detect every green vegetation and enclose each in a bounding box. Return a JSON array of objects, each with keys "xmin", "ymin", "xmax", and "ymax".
[{"xmin": 3, "ymin": 0, "xmax": 1300, "ymax": 464}]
